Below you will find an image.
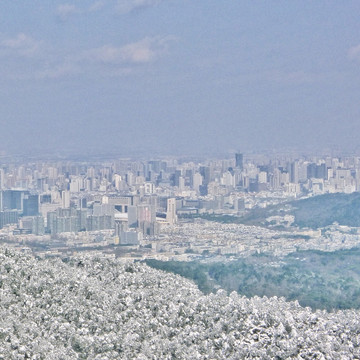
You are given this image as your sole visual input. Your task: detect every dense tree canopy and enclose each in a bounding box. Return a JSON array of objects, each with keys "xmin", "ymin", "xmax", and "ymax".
[
  {"xmin": 147, "ymin": 248, "xmax": 360, "ymax": 311},
  {"xmin": 0, "ymin": 247, "xmax": 359, "ymax": 359}
]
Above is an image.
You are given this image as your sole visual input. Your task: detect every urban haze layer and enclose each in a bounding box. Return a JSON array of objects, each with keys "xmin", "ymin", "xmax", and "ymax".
[{"xmin": 1, "ymin": 151, "xmax": 360, "ymax": 258}]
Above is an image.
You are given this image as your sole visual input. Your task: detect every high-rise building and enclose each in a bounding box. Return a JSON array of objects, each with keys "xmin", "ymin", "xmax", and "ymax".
[
  {"xmin": 0, "ymin": 210, "xmax": 18, "ymax": 229},
  {"xmin": 118, "ymin": 229, "xmax": 142, "ymax": 245},
  {"xmin": 144, "ymin": 182, "xmax": 155, "ymax": 194},
  {"xmin": 192, "ymin": 173, "xmax": 203, "ymax": 194},
  {"xmin": 235, "ymin": 153, "xmax": 243, "ymax": 170},
  {"xmin": 172, "ymin": 170, "xmax": 182, "ymax": 187},
  {"xmin": 86, "ymin": 215, "xmax": 112, "ymax": 231},
  {"xmin": 61, "ymin": 191, "xmax": 70, "ymax": 209},
  {"xmin": 1, "ymin": 190, "xmax": 28, "ymax": 212},
  {"xmin": 166, "ymin": 198, "xmax": 177, "ymax": 225},
  {"xmin": 21, "ymin": 216, "xmax": 45, "ymax": 236},
  {"xmin": 307, "ymin": 163, "xmax": 327, "ymax": 180},
  {"xmin": 290, "ymin": 161, "xmax": 299, "ymax": 183},
  {"xmin": 199, "ymin": 166, "xmax": 211, "ymax": 185},
  {"xmin": 23, "ymin": 194, "xmax": 39, "ymax": 216},
  {"xmin": 137, "ymin": 204, "xmax": 156, "ymax": 235},
  {"xmin": 0, "ymin": 169, "xmax": 4, "ymax": 190}
]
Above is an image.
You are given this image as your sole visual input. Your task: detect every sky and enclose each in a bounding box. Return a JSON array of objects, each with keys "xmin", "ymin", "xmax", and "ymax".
[{"xmin": 1, "ymin": 1, "xmax": 360, "ymax": 157}]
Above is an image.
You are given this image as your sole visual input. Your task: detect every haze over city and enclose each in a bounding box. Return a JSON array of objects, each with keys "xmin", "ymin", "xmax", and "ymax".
[{"xmin": 0, "ymin": 1, "xmax": 360, "ymax": 156}]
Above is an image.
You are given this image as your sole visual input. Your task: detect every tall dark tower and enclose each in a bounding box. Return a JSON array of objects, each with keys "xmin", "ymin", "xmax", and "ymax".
[
  {"xmin": 235, "ymin": 153, "xmax": 243, "ymax": 170},
  {"xmin": 199, "ymin": 166, "xmax": 211, "ymax": 185}
]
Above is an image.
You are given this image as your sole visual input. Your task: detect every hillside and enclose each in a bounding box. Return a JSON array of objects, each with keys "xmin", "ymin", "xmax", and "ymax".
[
  {"xmin": 195, "ymin": 192, "xmax": 360, "ymax": 229},
  {"xmin": 147, "ymin": 248, "xmax": 360, "ymax": 311},
  {"xmin": 290, "ymin": 192, "xmax": 360, "ymax": 228},
  {"xmin": 1, "ymin": 247, "xmax": 360, "ymax": 359}
]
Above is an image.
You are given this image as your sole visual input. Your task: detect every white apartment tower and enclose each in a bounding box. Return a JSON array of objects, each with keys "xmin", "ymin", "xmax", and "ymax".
[
  {"xmin": 61, "ymin": 190, "xmax": 70, "ymax": 209},
  {"xmin": 166, "ymin": 198, "xmax": 177, "ymax": 225}
]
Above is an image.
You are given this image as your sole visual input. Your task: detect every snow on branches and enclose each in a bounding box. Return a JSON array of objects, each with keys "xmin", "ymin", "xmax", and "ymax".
[{"xmin": 0, "ymin": 246, "xmax": 359, "ymax": 359}]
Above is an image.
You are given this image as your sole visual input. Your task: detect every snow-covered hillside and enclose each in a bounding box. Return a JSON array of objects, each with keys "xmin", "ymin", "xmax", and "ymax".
[{"xmin": 0, "ymin": 247, "xmax": 359, "ymax": 359}]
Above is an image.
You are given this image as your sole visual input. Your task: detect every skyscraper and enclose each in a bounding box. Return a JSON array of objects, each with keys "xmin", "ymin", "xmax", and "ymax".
[
  {"xmin": 166, "ymin": 198, "xmax": 177, "ymax": 225},
  {"xmin": 23, "ymin": 194, "xmax": 39, "ymax": 216},
  {"xmin": 199, "ymin": 166, "xmax": 211, "ymax": 185},
  {"xmin": 0, "ymin": 169, "xmax": 4, "ymax": 190},
  {"xmin": 235, "ymin": 153, "xmax": 243, "ymax": 170}
]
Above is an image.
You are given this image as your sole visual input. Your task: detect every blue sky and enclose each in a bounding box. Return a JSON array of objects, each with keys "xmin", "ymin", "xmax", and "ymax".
[{"xmin": 1, "ymin": 1, "xmax": 360, "ymax": 156}]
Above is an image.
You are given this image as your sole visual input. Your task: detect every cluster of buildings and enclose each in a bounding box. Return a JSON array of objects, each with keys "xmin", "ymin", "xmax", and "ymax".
[
  {"xmin": 0, "ymin": 152, "xmax": 360, "ymax": 250},
  {"xmin": 152, "ymin": 220, "xmax": 360, "ymax": 261}
]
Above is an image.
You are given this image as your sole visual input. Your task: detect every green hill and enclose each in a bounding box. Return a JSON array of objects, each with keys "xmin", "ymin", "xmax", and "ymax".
[
  {"xmin": 290, "ymin": 192, "xmax": 360, "ymax": 228},
  {"xmin": 146, "ymin": 247, "xmax": 360, "ymax": 311},
  {"xmin": 195, "ymin": 192, "xmax": 360, "ymax": 229}
]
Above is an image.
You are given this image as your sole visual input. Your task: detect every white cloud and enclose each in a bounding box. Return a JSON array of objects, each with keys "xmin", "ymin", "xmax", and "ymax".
[
  {"xmin": 84, "ymin": 37, "xmax": 170, "ymax": 64},
  {"xmin": 116, "ymin": 0, "xmax": 162, "ymax": 14},
  {"xmin": 56, "ymin": 4, "xmax": 79, "ymax": 20},
  {"xmin": 348, "ymin": 44, "xmax": 360, "ymax": 61},
  {"xmin": 56, "ymin": 2, "xmax": 107, "ymax": 19},
  {"xmin": 1, "ymin": 33, "xmax": 41, "ymax": 57},
  {"xmin": 89, "ymin": 1, "xmax": 107, "ymax": 12},
  {"xmin": 0, "ymin": 34, "xmax": 173, "ymax": 80},
  {"xmin": 57, "ymin": 0, "xmax": 161, "ymax": 20},
  {"xmin": 37, "ymin": 63, "xmax": 80, "ymax": 79}
]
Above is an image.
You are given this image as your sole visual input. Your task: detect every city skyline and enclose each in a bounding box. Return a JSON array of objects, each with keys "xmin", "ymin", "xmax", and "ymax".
[
  {"xmin": 1, "ymin": 150, "xmax": 360, "ymax": 258},
  {"xmin": 1, "ymin": 1, "xmax": 360, "ymax": 156}
]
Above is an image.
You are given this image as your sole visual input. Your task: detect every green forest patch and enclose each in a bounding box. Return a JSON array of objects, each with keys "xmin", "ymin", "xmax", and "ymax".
[{"xmin": 145, "ymin": 248, "xmax": 360, "ymax": 311}]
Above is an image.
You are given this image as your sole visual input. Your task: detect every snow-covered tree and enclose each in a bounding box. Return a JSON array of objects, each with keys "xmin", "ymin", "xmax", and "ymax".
[{"xmin": 0, "ymin": 246, "xmax": 359, "ymax": 359}]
